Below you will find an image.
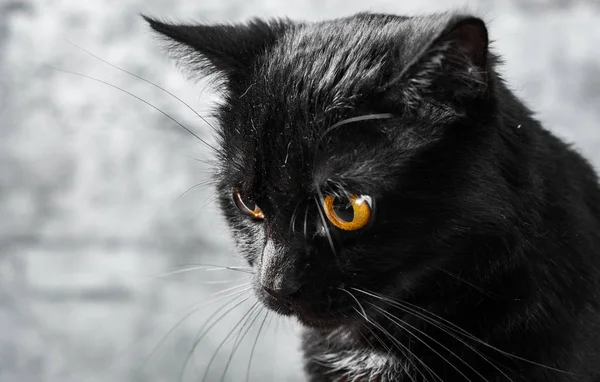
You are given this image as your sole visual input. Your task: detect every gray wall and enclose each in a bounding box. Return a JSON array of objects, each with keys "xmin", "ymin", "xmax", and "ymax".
[{"xmin": 1, "ymin": 0, "xmax": 599, "ymax": 381}]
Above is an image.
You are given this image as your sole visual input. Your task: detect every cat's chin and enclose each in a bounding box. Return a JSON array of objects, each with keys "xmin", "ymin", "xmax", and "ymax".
[
  {"xmin": 261, "ymin": 302, "xmax": 348, "ymax": 329},
  {"xmin": 258, "ymin": 295, "xmax": 354, "ymax": 329},
  {"xmin": 261, "ymin": 299, "xmax": 357, "ymax": 329},
  {"xmin": 295, "ymin": 315, "xmax": 351, "ymax": 330}
]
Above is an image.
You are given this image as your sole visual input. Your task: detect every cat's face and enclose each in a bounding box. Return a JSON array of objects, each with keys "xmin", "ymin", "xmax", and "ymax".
[{"xmin": 147, "ymin": 13, "xmax": 492, "ymax": 328}]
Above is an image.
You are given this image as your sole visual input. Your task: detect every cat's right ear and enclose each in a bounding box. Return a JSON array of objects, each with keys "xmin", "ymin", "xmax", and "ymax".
[
  {"xmin": 379, "ymin": 14, "xmax": 490, "ymax": 113},
  {"xmin": 142, "ymin": 16, "xmax": 289, "ymax": 81}
]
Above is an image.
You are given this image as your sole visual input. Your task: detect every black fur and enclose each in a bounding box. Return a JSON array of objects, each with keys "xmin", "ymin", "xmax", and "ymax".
[{"xmin": 146, "ymin": 12, "xmax": 600, "ymax": 381}]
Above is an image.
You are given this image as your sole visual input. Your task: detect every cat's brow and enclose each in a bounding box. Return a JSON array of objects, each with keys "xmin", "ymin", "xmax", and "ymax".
[{"xmin": 320, "ymin": 113, "xmax": 395, "ymax": 142}]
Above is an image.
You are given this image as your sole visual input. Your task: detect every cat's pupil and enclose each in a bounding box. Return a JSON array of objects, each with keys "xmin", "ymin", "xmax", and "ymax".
[{"xmin": 333, "ymin": 197, "xmax": 354, "ymax": 222}]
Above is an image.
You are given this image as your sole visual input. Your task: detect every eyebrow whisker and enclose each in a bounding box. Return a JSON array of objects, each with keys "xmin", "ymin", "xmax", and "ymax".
[
  {"xmin": 48, "ymin": 66, "xmax": 218, "ymax": 152},
  {"xmin": 64, "ymin": 39, "xmax": 219, "ymax": 133}
]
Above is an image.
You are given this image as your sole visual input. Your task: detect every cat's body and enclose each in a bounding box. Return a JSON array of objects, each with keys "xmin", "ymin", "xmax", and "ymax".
[{"xmin": 146, "ymin": 12, "xmax": 600, "ymax": 381}]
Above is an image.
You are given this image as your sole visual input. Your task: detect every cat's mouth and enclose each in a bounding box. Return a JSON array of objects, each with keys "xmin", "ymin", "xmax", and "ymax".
[
  {"xmin": 294, "ymin": 313, "xmax": 353, "ymax": 329},
  {"xmin": 258, "ymin": 287, "xmax": 359, "ymax": 329}
]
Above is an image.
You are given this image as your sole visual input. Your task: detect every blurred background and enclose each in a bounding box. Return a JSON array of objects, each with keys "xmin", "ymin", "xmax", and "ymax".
[{"xmin": 1, "ymin": 0, "xmax": 599, "ymax": 381}]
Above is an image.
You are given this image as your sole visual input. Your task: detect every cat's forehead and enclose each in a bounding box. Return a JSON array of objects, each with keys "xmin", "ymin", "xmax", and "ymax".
[
  {"xmin": 254, "ymin": 16, "xmax": 408, "ymax": 112},
  {"xmin": 219, "ymin": 14, "xmax": 453, "ymax": 193},
  {"xmin": 222, "ymin": 106, "xmax": 396, "ymax": 198}
]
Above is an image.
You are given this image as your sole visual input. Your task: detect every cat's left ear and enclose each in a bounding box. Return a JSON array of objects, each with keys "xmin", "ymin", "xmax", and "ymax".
[
  {"xmin": 388, "ymin": 15, "xmax": 490, "ymax": 105},
  {"xmin": 142, "ymin": 16, "xmax": 289, "ymax": 82}
]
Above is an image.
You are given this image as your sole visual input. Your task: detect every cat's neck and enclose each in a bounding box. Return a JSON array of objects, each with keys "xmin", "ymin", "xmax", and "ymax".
[{"xmin": 303, "ymin": 323, "xmax": 412, "ymax": 381}]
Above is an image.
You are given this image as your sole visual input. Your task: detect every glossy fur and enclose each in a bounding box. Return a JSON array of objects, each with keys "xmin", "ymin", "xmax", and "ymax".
[{"xmin": 146, "ymin": 12, "xmax": 600, "ymax": 381}]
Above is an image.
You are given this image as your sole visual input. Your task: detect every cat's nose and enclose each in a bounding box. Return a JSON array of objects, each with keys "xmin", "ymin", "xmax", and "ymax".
[
  {"xmin": 259, "ymin": 239, "xmax": 303, "ymax": 299},
  {"xmin": 262, "ymin": 276, "xmax": 301, "ymax": 299}
]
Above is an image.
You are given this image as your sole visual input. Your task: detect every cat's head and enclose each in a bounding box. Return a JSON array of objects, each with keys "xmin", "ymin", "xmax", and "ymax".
[{"xmin": 146, "ymin": 13, "xmax": 500, "ymax": 328}]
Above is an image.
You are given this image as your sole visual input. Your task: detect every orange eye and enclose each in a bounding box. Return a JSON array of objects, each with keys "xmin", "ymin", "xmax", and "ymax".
[
  {"xmin": 323, "ymin": 194, "xmax": 372, "ymax": 231},
  {"xmin": 233, "ymin": 188, "xmax": 264, "ymax": 220}
]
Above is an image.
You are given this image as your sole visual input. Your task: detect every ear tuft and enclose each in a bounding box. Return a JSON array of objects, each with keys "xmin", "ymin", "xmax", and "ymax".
[
  {"xmin": 444, "ymin": 17, "xmax": 488, "ymax": 69},
  {"xmin": 142, "ymin": 15, "xmax": 290, "ymax": 80},
  {"xmin": 383, "ymin": 14, "xmax": 491, "ymax": 112}
]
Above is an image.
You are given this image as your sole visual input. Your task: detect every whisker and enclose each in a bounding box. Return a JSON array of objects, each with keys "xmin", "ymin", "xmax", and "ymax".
[
  {"xmin": 303, "ymin": 204, "xmax": 309, "ymax": 241},
  {"xmin": 289, "ymin": 200, "xmax": 302, "ymax": 235},
  {"xmin": 350, "ymin": 308, "xmax": 420, "ymax": 382},
  {"xmin": 64, "ymin": 39, "xmax": 218, "ymax": 133},
  {"xmin": 176, "ymin": 180, "xmax": 215, "ymax": 201},
  {"xmin": 319, "ymin": 113, "xmax": 395, "ymax": 142},
  {"xmin": 398, "ymin": 303, "xmax": 511, "ymax": 380},
  {"xmin": 48, "ymin": 66, "xmax": 218, "ymax": 152},
  {"xmin": 435, "ymin": 267, "xmax": 509, "ymax": 300},
  {"xmin": 195, "ymin": 278, "xmax": 250, "ymax": 285},
  {"xmin": 339, "ymin": 288, "xmax": 419, "ymax": 380},
  {"xmin": 201, "ymin": 301, "xmax": 260, "ymax": 382},
  {"xmin": 369, "ymin": 302, "xmax": 482, "ymax": 382},
  {"xmin": 265, "ymin": 313, "xmax": 277, "ymax": 380},
  {"xmin": 350, "ymin": 305, "xmax": 437, "ymax": 381},
  {"xmin": 389, "ymin": 299, "xmax": 513, "ymax": 380},
  {"xmin": 372, "ymin": 319, "xmax": 436, "ymax": 381},
  {"xmin": 219, "ymin": 305, "xmax": 264, "ymax": 382},
  {"xmin": 353, "ymin": 288, "xmax": 559, "ymax": 379},
  {"xmin": 340, "ymin": 287, "xmax": 433, "ymax": 381},
  {"xmin": 246, "ymin": 310, "xmax": 270, "ymax": 382},
  {"xmin": 239, "ymin": 82, "xmax": 256, "ymax": 99},
  {"xmin": 193, "ymin": 192, "xmax": 219, "ymax": 213},
  {"xmin": 188, "ymin": 156, "xmax": 216, "ymax": 167},
  {"xmin": 339, "ymin": 288, "xmax": 368, "ymax": 318},
  {"xmin": 178, "ymin": 296, "xmax": 251, "ymax": 382},
  {"xmin": 190, "ymin": 285, "xmax": 252, "ymax": 308},
  {"xmin": 313, "ymin": 193, "xmax": 337, "ymax": 257},
  {"xmin": 154, "ymin": 264, "xmax": 253, "ymax": 278},
  {"xmin": 139, "ymin": 289, "xmax": 248, "ymax": 373},
  {"xmin": 310, "ymin": 113, "xmax": 395, "ymax": 181}
]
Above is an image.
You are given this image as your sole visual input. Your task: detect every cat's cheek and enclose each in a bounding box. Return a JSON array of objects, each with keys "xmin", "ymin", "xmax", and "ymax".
[{"xmin": 230, "ymin": 219, "xmax": 265, "ymax": 267}]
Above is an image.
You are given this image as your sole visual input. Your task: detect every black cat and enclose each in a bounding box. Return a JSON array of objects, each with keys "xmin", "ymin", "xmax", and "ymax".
[{"xmin": 145, "ymin": 11, "xmax": 600, "ymax": 381}]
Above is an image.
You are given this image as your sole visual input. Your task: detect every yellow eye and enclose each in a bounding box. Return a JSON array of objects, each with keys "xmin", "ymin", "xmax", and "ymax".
[
  {"xmin": 233, "ymin": 188, "xmax": 264, "ymax": 220},
  {"xmin": 323, "ymin": 194, "xmax": 372, "ymax": 231}
]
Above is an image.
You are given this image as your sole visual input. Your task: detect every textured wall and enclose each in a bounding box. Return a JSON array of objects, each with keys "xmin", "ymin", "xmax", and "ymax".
[{"xmin": 1, "ymin": 0, "xmax": 599, "ymax": 381}]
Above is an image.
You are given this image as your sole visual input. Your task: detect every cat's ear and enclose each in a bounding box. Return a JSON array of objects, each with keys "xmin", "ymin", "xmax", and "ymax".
[
  {"xmin": 386, "ymin": 15, "xmax": 490, "ymax": 108},
  {"xmin": 143, "ymin": 16, "xmax": 289, "ymax": 80}
]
